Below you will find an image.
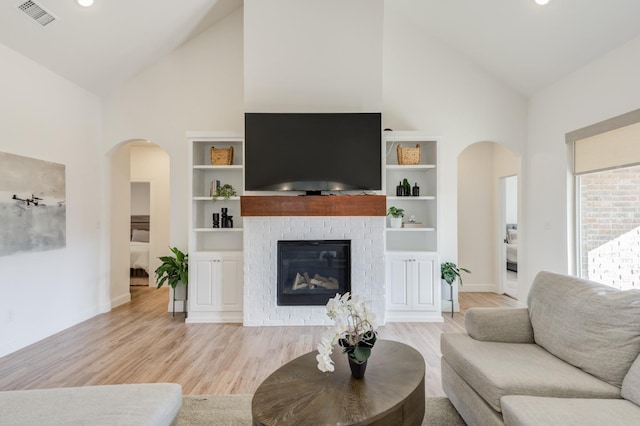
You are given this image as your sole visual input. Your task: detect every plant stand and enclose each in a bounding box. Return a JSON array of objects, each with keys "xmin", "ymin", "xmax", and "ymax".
[
  {"xmin": 172, "ymin": 284, "xmax": 188, "ymax": 319},
  {"xmin": 450, "ymin": 285, "xmax": 453, "ymax": 318}
]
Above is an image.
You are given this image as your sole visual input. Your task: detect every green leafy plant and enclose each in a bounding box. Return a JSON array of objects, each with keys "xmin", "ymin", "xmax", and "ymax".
[
  {"xmin": 441, "ymin": 262, "xmax": 471, "ymax": 286},
  {"xmin": 387, "ymin": 206, "xmax": 405, "ymax": 218},
  {"xmin": 441, "ymin": 262, "xmax": 471, "ymax": 318},
  {"xmin": 212, "ymin": 184, "xmax": 237, "ymax": 202},
  {"xmin": 155, "ymin": 246, "xmax": 188, "ymax": 289}
]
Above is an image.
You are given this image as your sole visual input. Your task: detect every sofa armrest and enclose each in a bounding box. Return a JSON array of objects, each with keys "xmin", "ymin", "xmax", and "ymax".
[{"xmin": 465, "ymin": 307, "xmax": 534, "ymax": 343}]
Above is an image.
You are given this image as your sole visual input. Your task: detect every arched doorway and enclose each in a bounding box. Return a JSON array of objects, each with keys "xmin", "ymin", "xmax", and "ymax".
[
  {"xmin": 457, "ymin": 141, "xmax": 521, "ymax": 298},
  {"xmin": 108, "ymin": 140, "xmax": 170, "ymax": 308}
]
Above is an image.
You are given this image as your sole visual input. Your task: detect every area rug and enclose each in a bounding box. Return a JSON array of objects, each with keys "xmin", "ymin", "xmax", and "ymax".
[{"xmin": 178, "ymin": 395, "xmax": 466, "ymax": 425}]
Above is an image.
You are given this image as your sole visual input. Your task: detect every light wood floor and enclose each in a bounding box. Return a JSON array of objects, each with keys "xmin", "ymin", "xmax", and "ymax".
[{"xmin": 0, "ymin": 287, "xmax": 517, "ymax": 396}]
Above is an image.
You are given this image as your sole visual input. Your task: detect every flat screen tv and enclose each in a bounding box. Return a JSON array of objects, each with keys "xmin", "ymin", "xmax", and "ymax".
[{"xmin": 244, "ymin": 113, "xmax": 382, "ymax": 194}]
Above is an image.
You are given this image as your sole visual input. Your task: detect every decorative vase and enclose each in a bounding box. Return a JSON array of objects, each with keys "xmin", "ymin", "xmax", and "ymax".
[
  {"xmin": 389, "ymin": 217, "xmax": 402, "ymax": 228},
  {"xmin": 348, "ymin": 357, "xmax": 367, "ymax": 379},
  {"xmin": 173, "ymin": 283, "xmax": 187, "ymax": 301}
]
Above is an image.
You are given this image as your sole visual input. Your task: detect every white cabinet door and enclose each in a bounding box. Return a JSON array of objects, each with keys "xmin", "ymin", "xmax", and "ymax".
[
  {"xmin": 189, "ymin": 251, "xmax": 243, "ymax": 321},
  {"xmin": 413, "ymin": 255, "xmax": 439, "ymax": 312},
  {"xmin": 190, "ymin": 253, "xmax": 221, "ymax": 312},
  {"xmin": 386, "ymin": 255, "xmax": 411, "ymax": 311},
  {"xmin": 216, "ymin": 252, "xmax": 243, "ymax": 312},
  {"xmin": 385, "ymin": 252, "xmax": 441, "ymax": 321}
]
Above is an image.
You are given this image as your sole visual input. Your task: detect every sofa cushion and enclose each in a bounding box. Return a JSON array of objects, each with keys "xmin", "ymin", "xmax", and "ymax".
[
  {"xmin": 527, "ymin": 271, "xmax": 640, "ymax": 388},
  {"xmin": 501, "ymin": 395, "xmax": 640, "ymax": 426},
  {"xmin": 465, "ymin": 307, "xmax": 534, "ymax": 343},
  {"xmin": 0, "ymin": 383, "xmax": 182, "ymax": 426},
  {"xmin": 622, "ymin": 354, "xmax": 640, "ymax": 405},
  {"xmin": 441, "ymin": 358, "xmax": 504, "ymax": 426},
  {"xmin": 441, "ymin": 333, "xmax": 621, "ymax": 412}
]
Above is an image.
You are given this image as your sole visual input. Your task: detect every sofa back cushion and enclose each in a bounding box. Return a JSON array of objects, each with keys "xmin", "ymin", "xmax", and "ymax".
[
  {"xmin": 527, "ymin": 271, "xmax": 640, "ymax": 388},
  {"xmin": 622, "ymin": 354, "xmax": 640, "ymax": 405}
]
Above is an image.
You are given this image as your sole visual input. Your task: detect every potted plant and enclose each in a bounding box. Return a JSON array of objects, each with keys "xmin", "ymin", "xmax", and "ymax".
[
  {"xmin": 155, "ymin": 246, "xmax": 189, "ymax": 316},
  {"xmin": 387, "ymin": 206, "xmax": 405, "ymax": 228},
  {"xmin": 212, "ymin": 183, "xmax": 237, "ymax": 202},
  {"xmin": 441, "ymin": 262, "xmax": 471, "ymax": 318},
  {"xmin": 316, "ymin": 292, "xmax": 378, "ymax": 379}
]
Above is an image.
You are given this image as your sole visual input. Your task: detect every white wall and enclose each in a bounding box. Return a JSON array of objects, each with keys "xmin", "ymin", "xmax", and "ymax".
[
  {"xmin": 110, "ymin": 145, "xmax": 131, "ymax": 307},
  {"xmin": 244, "ymin": 0, "xmax": 383, "ymax": 112},
  {"xmin": 131, "ymin": 182, "xmax": 150, "ymax": 215},
  {"xmin": 382, "ymin": 6, "xmax": 528, "ymax": 303},
  {"xmin": 457, "ymin": 143, "xmax": 518, "ymax": 294},
  {"xmin": 0, "ymin": 43, "xmax": 102, "ymax": 357},
  {"xmin": 103, "ymin": 8, "xmax": 244, "ymax": 292},
  {"xmin": 130, "ymin": 146, "xmax": 170, "ymax": 278},
  {"xmin": 105, "ymin": 4, "xmax": 527, "ymax": 311},
  {"xmin": 505, "ymin": 176, "xmax": 518, "ymax": 225},
  {"xmin": 526, "ymin": 35, "xmax": 640, "ymax": 299},
  {"xmin": 457, "ymin": 143, "xmax": 496, "ymax": 291}
]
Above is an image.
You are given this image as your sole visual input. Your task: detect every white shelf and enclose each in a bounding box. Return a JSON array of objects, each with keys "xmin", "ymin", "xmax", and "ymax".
[
  {"xmin": 193, "ymin": 196, "xmax": 241, "ymax": 201},
  {"xmin": 194, "ymin": 165, "xmax": 243, "ymax": 170},
  {"xmin": 386, "ymin": 164, "xmax": 436, "ymax": 170},
  {"xmin": 384, "ymin": 134, "xmax": 438, "ymax": 253},
  {"xmin": 193, "ymin": 228, "xmax": 244, "ymax": 232},
  {"xmin": 386, "ymin": 227, "xmax": 436, "ymax": 232},
  {"xmin": 387, "ymin": 196, "xmax": 435, "ymax": 201},
  {"xmin": 385, "ymin": 249, "xmax": 438, "ymax": 254},
  {"xmin": 189, "ymin": 133, "xmax": 244, "ymax": 252}
]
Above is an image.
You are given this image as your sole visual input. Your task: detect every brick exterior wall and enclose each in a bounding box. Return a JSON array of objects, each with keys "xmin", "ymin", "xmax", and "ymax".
[{"xmin": 579, "ymin": 165, "xmax": 640, "ymax": 290}]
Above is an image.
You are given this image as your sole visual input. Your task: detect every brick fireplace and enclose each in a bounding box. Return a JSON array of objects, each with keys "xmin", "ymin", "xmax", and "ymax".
[{"xmin": 242, "ymin": 195, "xmax": 386, "ymax": 326}]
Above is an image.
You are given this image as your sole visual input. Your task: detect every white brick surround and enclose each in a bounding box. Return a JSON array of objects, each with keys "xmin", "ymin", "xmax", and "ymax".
[{"xmin": 243, "ymin": 216, "xmax": 386, "ymax": 326}]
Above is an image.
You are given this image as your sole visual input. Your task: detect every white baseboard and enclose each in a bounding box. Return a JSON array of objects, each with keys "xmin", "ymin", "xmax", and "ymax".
[
  {"xmin": 111, "ymin": 293, "xmax": 131, "ymax": 308},
  {"xmin": 459, "ymin": 283, "xmax": 499, "ymax": 292},
  {"xmin": 385, "ymin": 310, "xmax": 444, "ymax": 323},
  {"xmin": 186, "ymin": 311, "xmax": 243, "ymax": 323}
]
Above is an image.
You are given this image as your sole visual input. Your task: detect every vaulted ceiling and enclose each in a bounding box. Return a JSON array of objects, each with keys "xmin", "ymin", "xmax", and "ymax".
[{"xmin": 1, "ymin": 0, "xmax": 640, "ymax": 97}]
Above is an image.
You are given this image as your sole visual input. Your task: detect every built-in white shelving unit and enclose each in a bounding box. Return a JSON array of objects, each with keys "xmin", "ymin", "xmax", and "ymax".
[
  {"xmin": 383, "ymin": 131, "xmax": 442, "ymax": 322},
  {"xmin": 383, "ymin": 131, "xmax": 439, "ymax": 253},
  {"xmin": 187, "ymin": 132, "xmax": 244, "ymax": 323}
]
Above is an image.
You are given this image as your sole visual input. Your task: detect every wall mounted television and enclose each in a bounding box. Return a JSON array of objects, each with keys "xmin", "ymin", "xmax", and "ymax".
[{"xmin": 244, "ymin": 112, "xmax": 382, "ymax": 194}]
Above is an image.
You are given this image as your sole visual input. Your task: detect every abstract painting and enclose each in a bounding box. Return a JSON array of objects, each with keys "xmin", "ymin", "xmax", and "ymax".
[{"xmin": 0, "ymin": 152, "xmax": 66, "ymax": 256}]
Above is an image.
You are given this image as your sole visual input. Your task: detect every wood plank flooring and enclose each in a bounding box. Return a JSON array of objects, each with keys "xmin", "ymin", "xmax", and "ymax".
[{"xmin": 0, "ymin": 287, "xmax": 517, "ymax": 396}]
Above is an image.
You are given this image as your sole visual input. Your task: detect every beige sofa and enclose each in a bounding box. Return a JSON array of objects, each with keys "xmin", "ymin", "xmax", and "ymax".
[
  {"xmin": 0, "ymin": 383, "xmax": 182, "ymax": 425},
  {"xmin": 441, "ymin": 271, "xmax": 640, "ymax": 425}
]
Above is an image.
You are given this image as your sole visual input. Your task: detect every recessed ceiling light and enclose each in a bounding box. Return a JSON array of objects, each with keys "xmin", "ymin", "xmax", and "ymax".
[
  {"xmin": 77, "ymin": 0, "xmax": 94, "ymax": 7},
  {"xmin": 535, "ymin": 0, "xmax": 550, "ymax": 5}
]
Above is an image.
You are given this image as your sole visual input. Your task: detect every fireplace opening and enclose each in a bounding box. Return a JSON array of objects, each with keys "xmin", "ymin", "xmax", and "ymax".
[{"xmin": 277, "ymin": 240, "xmax": 351, "ymax": 306}]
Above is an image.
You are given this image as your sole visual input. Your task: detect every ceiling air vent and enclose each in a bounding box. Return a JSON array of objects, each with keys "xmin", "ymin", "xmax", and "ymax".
[{"xmin": 18, "ymin": 0, "xmax": 56, "ymax": 27}]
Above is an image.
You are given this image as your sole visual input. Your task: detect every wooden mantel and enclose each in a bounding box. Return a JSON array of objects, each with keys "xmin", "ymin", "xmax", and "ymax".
[{"xmin": 241, "ymin": 195, "xmax": 386, "ymax": 217}]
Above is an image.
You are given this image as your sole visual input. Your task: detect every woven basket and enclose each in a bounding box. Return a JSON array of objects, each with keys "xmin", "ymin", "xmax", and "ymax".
[
  {"xmin": 397, "ymin": 144, "xmax": 421, "ymax": 165},
  {"xmin": 210, "ymin": 146, "xmax": 233, "ymax": 165}
]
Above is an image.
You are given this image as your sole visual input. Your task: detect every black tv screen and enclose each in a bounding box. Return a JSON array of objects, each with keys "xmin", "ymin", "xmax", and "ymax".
[{"xmin": 244, "ymin": 113, "xmax": 382, "ymax": 193}]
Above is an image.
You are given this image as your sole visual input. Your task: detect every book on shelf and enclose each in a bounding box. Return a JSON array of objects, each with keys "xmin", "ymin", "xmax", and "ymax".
[{"xmin": 403, "ymin": 222, "xmax": 423, "ymax": 228}]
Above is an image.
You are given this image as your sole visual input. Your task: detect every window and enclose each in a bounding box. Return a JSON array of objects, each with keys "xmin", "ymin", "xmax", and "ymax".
[
  {"xmin": 577, "ymin": 166, "xmax": 640, "ymax": 290},
  {"xmin": 569, "ymin": 110, "xmax": 640, "ymax": 290}
]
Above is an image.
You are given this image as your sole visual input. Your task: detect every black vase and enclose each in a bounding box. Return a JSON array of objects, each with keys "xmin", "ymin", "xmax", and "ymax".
[{"xmin": 348, "ymin": 357, "xmax": 367, "ymax": 379}]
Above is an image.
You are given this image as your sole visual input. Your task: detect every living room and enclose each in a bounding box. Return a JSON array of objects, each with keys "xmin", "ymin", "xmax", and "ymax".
[{"xmin": 1, "ymin": 0, "xmax": 640, "ymax": 423}]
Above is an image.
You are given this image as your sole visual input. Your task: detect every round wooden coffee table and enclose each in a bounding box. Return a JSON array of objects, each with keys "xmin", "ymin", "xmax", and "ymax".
[{"xmin": 252, "ymin": 340, "xmax": 425, "ymax": 425}]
